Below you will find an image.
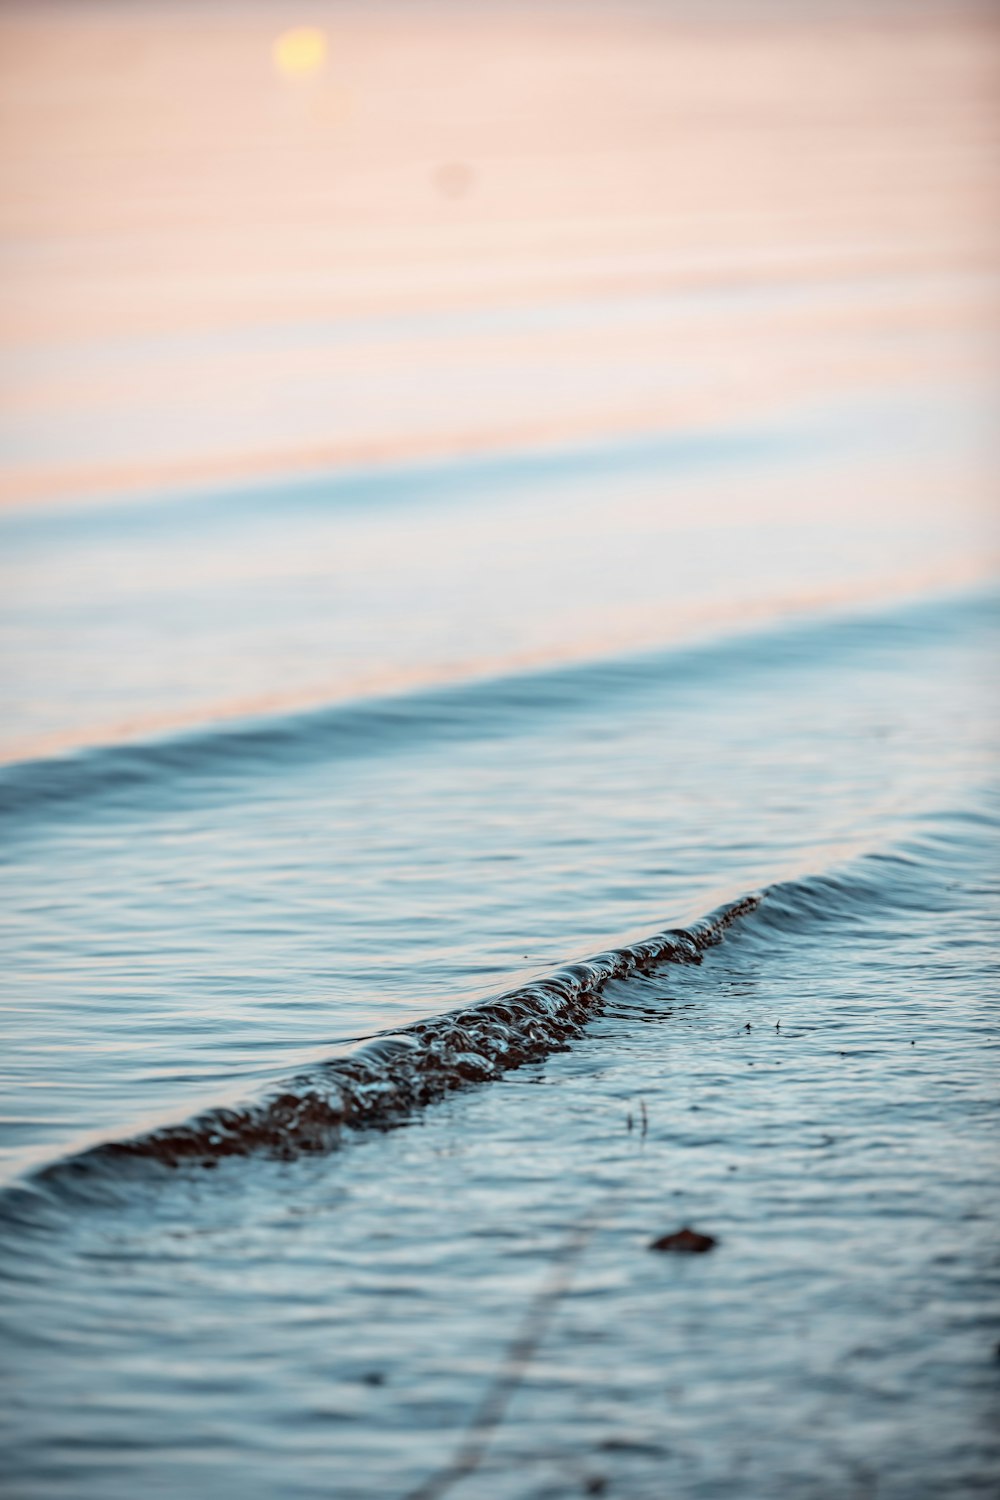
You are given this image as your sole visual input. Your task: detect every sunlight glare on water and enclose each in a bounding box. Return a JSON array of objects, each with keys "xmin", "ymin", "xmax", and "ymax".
[{"xmin": 272, "ymin": 27, "xmax": 328, "ymax": 80}]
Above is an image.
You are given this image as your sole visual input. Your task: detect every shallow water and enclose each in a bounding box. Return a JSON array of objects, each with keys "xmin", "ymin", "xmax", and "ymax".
[
  {"xmin": 2, "ymin": 3, "xmax": 1000, "ymax": 1489},
  {"xmin": 1, "ymin": 435, "xmax": 998, "ymax": 1494},
  {"xmin": 2, "ymin": 791, "xmax": 998, "ymax": 1499}
]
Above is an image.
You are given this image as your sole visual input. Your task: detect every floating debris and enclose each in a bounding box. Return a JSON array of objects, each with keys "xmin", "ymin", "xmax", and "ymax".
[{"xmin": 649, "ymin": 1226, "xmax": 717, "ymax": 1254}]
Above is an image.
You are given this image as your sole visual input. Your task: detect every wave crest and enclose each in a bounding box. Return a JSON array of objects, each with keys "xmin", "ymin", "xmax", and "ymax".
[{"xmin": 32, "ymin": 897, "xmax": 759, "ymax": 1186}]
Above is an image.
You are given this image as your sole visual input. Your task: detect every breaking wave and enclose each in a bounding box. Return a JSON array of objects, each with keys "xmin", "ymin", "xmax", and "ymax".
[
  {"xmin": 8, "ymin": 793, "xmax": 996, "ymax": 1205},
  {"xmin": 23, "ymin": 896, "xmax": 759, "ymax": 1192}
]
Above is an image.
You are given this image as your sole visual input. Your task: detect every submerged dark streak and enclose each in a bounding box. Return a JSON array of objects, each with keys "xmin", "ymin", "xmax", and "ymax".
[{"xmin": 32, "ymin": 896, "xmax": 759, "ymax": 1185}]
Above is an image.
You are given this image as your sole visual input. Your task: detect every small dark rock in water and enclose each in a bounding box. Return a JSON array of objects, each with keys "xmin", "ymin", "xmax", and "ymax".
[{"xmin": 649, "ymin": 1226, "xmax": 717, "ymax": 1253}]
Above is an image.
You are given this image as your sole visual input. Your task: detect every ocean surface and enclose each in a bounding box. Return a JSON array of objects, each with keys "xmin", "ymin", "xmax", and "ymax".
[
  {"xmin": 1, "ymin": 394, "xmax": 999, "ymax": 1498},
  {"xmin": 2, "ymin": 4, "xmax": 999, "ymax": 1495}
]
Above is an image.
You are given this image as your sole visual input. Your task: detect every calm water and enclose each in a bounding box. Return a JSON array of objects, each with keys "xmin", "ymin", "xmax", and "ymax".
[
  {"xmin": 3, "ymin": 4, "xmax": 999, "ymax": 1492},
  {"xmin": 1, "ymin": 372, "xmax": 999, "ymax": 1496}
]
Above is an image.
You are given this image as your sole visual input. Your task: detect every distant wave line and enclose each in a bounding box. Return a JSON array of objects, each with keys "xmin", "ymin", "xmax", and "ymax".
[{"xmin": 0, "ymin": 578, "xmax": 995, "ymax": 836}]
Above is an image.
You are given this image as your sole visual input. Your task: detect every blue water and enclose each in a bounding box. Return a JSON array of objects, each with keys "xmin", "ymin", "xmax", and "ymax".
[{"xmin": 0, "ymin": 413, "xmax": 998, "ymax": 1497}]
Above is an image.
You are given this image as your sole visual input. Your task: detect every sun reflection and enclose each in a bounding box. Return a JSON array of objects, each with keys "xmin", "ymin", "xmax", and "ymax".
[{"xmin": 271, "ymin": 26, "xmax": 327, "ymax": 79}]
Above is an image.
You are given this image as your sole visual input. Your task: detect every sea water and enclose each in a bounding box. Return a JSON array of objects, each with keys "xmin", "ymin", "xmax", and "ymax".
[
  {"xmin": 2, "ymin": 7, "xmax": 1000, "ymax": 1486},
  {"xmin": 1, "ymin": 370, "xmax": 998, "ymax": 1497}
]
